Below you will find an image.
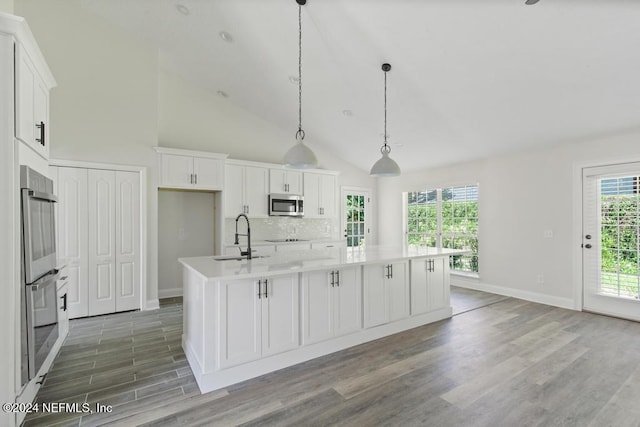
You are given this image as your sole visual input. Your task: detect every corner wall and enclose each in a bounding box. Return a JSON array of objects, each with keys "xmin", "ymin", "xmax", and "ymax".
[
  {"xmin": 0, "ymin": 0, "xmax": 13, "ymax": 14},
  {"xmin": 378, "ymin": 129, "xmax": 640, "ymax": 307},
  {"xmin": 15, "ymin": 0, "xmax": 161, "ymax": 306}
]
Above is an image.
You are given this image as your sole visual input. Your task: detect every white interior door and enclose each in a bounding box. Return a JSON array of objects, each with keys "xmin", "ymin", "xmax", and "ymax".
[
  {"xmin": 115, "ymin": 171, "xmax": 140, "ymax": 312},
  {"xmin": 342, "ymin": 188, "xmax": 370, "ymax": 247},
  {"xmin": 583, "ymin": 163, "xmax": 640, "ymax": 321},
  {"xmin": 88, "ymin": 169, "xmax": 116, "ymax": 316}
]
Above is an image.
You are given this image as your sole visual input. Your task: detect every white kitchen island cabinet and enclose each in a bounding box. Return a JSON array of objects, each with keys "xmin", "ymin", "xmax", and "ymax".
[
  {"xmin": 180, "ymin": 246, "xmax": 467, "ymax": 394},
  {"xmin": 411, "ymin": 256, "xmax": 449, "ymax": 315},
  {"xmin": 219, "ymin": 274, "xmax": 299, "ymax": 369},
  {"xmin": 301, "ymin": 266, "xmax": 361, "ymax": 346},
  {"xmin": 363, "ymin": 261, "xmax": 410, "ymax": 328}
]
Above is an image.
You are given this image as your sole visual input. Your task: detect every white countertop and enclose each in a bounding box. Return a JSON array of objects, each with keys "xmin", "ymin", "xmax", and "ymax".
[
  {"xmin": 179, "ymin": 246, "xmax": 469, "ymax": 281},
  {"xmin": 224, "ymin": 239, "xmax": 344, "ymax": 247}
]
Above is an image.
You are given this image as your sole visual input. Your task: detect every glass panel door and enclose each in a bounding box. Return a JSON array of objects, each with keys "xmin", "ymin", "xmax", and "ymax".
[
  {"xmin": 583, "ymin": 164, "xmax": 640, "ymax": 321},
  {"xmin": 342, "ymin": 189, "xmax": 369, "ymax": 247}
]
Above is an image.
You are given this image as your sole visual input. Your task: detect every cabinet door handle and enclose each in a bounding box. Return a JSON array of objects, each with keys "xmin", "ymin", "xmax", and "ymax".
[
  {"xmin": 385, "ymin": 264, "xmax": 390, "ymax": 279},
  {"xmin": 390, "ymin": 264, "xmax": 393, "ymax": 279},
  {"xmin": 194, "ymin": 174, "xmax": 198, "ymax": 184},
  {"xmin": 36, "ymin": 121, "xmax": 45, "ymax": 146},
  {"xmin": 60, "ymin": 293, "xmax": 67, "ymax": 311},
  {"xmin": 264, "ymin": 279, "xmax": 268, "ymax": 298},
  {"xmin": 330, "ymin": 271, "xmax": 335, "ymax": 287},
  {"xmin": 336, "ymin": 270, "xmax": 340, "ymax": 287},
  {"xmin": 257, "ymin": 280, "xmax": 262, "ymax": 299}
]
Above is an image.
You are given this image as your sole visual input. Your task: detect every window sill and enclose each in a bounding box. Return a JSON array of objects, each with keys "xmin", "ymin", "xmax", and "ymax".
[{"xmin": 450, "ymin": 270, "xmax": 480, "ymax": 280}]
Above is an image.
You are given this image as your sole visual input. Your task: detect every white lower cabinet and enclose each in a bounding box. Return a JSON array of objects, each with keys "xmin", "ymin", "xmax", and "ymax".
[
  {"xmin": 363, "ymin": 261, "xmax": 409, "ymax": 328},
  {"xmin": 54, "ymin": 166, "xmax": 141, "ymax": 318},
  {"xmin": 56, "ymin": 271, "xmax": 69, "ymax": 339},
  {"xmin": 301, "ymin": 266, "xmax": 362, "ymax": 346},
  {"xmin": 410, "ymin": 256, "xmax": 449, "ymax": 315},
  {"xmin": 219, "ymin": 273, "xmax": 299, "ymax": 369}
]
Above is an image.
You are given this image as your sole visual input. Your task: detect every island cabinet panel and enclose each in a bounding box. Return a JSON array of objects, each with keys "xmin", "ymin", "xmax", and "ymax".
[
  {"xmin": 218, "ymin": 273, "xmax": 299, "ymax": 369},
  {"xmin": 410, "ymin": 256, "xmax": 449, "ymax": 315},
  {"xmin": 301, "ymin": 266, "xmax": 361, "ymax": 346},
  {"xmin": 363, "ymin": 261, "xmax": 409, "ymax": 328}
]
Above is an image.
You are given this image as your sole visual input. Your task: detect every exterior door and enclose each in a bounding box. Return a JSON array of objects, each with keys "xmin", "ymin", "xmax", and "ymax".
[
  {"xmin": 583, "ymin": 163, "xmax": 640, "ymax": 321},
  {"xmin": 342, "ymin": 188, "xmax": 370, "ymax": 247}
]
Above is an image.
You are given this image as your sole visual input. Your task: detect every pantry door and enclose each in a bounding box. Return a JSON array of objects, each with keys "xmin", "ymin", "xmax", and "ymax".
[{"xmin": 583, "ymin": 163, "xmax": 640, "ymax": 321}]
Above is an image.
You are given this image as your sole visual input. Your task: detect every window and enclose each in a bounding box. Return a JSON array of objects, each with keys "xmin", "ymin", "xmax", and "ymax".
[{"xmin": 406, "ymin": 184, "xmax": 479, "ymax": 273}]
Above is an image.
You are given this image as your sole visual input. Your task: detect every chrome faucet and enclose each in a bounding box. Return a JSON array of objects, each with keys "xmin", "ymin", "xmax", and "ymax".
[{"xmin": 234, "ymin": 213, "xmax": 252, "ymax": 259}]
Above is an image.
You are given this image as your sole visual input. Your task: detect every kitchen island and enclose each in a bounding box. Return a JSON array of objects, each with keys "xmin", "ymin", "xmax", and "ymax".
[{"xmin": 179, "ymin": 246, "xmax": 468, "ymax": 393}]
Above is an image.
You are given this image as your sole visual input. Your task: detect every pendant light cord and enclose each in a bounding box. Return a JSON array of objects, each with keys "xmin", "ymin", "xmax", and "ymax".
[
  {"xmin": 384, "ymin": 69, "xmax": 387, "ymax": 144},
  {"xmin": 297, "ymin": 3, "xmax": 305, "ymax": 140}
]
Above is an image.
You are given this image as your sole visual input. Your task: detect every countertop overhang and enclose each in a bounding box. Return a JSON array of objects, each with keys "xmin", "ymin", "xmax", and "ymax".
[{"xmin": 179, "ymin": 246, "xmax": 470, "ymax": 281}]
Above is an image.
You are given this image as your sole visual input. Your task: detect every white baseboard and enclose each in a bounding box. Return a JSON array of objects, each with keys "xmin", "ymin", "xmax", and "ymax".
[
  {"xmin": 144, "ymin": 299, "xmax": 160, "ymax": 310},
  {"xmin": 158, "ymin": 288, "xmax": 183, "ymax": 299},
  {"xmin": 451, "ymin": 275, "xmax": 576, "ymax": 310}
]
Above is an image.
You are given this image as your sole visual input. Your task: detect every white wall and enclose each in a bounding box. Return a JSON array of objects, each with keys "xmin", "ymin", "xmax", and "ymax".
[
  {"xmin": 158, "ymin": 190, "xmax": 215, "ymax": 297},
  {"xmin": 15, "ymin": 0, "xmax": 161, "ymax": 306},
  {"xmin": 0, "ymin": 0, "xmax": 13, "ymax": 14},
  {"xmin": 378, "ymin": 129, "xmax": 640, "ymax": 307}
]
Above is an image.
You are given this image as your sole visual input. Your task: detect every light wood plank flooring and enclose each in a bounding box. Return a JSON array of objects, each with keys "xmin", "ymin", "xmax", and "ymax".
[{"xmin": 24, "ymin": 288, "xmax": 640, "ymax": 426}]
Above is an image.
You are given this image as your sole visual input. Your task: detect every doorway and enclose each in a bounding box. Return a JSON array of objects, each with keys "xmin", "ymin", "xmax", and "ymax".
[
  {"xmin": 583, "ymin": 162, "xmax": 640, "ymax": 321},
  {"xmin": 341, "ymin": 188, "xmax": 370, "ymax": 247}
]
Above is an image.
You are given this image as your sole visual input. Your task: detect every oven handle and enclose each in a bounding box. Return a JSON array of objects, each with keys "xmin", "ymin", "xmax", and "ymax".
[
  {"xmin": 26, "ymin": 189, "xmax": 57, "ymax": 203},
  {"xmin": 28, "ymin": 269, "xmax": 60, "ymax": 288}
]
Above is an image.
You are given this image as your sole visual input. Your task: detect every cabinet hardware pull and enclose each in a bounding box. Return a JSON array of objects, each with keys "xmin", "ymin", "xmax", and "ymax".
[
  {"xmin": 60, "ymin": 293, "xmax": 67, "ymax": 311},
  {"xmin": 330, "ymin": 271, "xmax": 335, "ymax": 287},
  {"xmin": 336, "ymin": 270, "xmax": 340, "ymax": 287},
  {"xmin": 36, "ymin": 373, "xmax": 47, "ymax": 385},
  {"xmin": 390, "ymin": 264, "xmax": 393, "ymax": 279},
  {"xmin": 35, "ymin": 121, "xmax": 45, "ymax": 146},
  {"xmin": 257, "ymin": 280, "xmax": 262, "ymax": 299},
  {"xmin": 264, "ymin": 279, "xmax": 268, "ymax": 298},
  {"xmin": 194, "ymin": 174, "xmax": 198, "ymax": 184}
]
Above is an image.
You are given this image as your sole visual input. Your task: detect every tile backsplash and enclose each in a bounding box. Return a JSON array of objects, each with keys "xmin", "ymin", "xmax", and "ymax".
[{"xmin": 225, "ymin": 217, "xmax": 339, "ymax": 243}]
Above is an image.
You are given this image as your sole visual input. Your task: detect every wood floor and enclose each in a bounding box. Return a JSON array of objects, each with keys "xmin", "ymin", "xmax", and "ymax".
[{"xmin": 24, "ymin": 288, "xmax": 640, "ymax": 426}]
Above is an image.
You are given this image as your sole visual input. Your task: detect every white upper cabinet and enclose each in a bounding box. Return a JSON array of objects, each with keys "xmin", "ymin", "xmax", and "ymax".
[
  {"xmin": 15, "ymin": 43, "xmax": 54, "ymax": 160},
  {"xmin": 303, "ymin": 172, "xmax": 337, "ymax": 218},
  {"xmin": 269, "ymin": 169, "xmax": 302, "ymax": 194},
  {"xmin": 225, "ymin": 162, "xmax": 269, "ymax": 218},
  {"xmin": 155, "ymin": 147, "xmax": 228, "ymax": 190}
]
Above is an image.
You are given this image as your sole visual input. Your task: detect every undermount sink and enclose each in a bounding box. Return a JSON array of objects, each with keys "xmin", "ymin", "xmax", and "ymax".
[{"xmin": 213, "ymin": 255, "xmax": 270, "ymax": 262}]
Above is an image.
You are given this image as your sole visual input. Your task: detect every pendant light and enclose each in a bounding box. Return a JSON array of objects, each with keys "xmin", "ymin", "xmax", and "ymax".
[
  {"xmin": 283, "ymin": 0, "xmax": 318, "ymax": 169},
  {"xmin": 370, "ymin": 63, "xmax": 401, "ymax": 177}
]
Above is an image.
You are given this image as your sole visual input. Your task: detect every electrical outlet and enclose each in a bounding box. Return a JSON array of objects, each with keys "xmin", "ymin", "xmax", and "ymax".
[{"xmin": 537, "ymin": 274, "xmax": 545, "ymax": 284}]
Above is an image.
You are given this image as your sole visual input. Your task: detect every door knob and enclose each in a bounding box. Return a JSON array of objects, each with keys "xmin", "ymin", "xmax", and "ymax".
[
  {"xmin": 585, "ymin": 244, "xmax": 592, "ymax": 249},
  {"xmin": 585, "ymin": 235, "xmax": 592, "ymax": 240}
]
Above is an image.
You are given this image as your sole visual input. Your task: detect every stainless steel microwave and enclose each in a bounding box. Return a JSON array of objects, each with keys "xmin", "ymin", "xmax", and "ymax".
[{"xmin": 269, "ymin": 194, "xmax": 304, "ymax": 217}]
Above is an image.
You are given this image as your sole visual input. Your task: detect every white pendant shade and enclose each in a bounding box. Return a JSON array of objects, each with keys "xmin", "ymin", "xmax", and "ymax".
[
  {"xmin": 283, "ymin": 134, "xmax": 317, "ymax": 169},
  {"xmin": 370, "ymin": 150, "xmax": 401, "ymax": 177}
]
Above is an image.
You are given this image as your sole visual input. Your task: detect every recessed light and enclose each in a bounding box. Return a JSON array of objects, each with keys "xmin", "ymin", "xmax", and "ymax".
[
  {"xmin": 219, "ymin": 31, "xmax": 234, "ymax": 43},
  {"xmin": 217, "ymin": 90, "xmax": 229, "ymax": 98},
  {"xmin": 175, "ymin": 4, "xmax": 190, "ymax": 15},
  {"xmin": 342, "ymin": 110, "xmax": 353, "ymax": 117},
  {"xmin": 289, "ymin": 75, "xmax": 299, "ymax": 84}
]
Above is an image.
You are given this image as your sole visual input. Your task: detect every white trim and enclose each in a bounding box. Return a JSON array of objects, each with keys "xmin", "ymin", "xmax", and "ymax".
[
  {"xmin": 50, "ymin": 158, "xmax": 146, "ymax": 172},
  {"xmin": 451, "ymin": 276, "xmax": 575, "ymax": 310},
  {"xmin": 158, "ymin": 287, "xmax": 183, "ymax": 299},
  {"xmin": 145, "ymin": 299, "xmax": 160, "ymax": 311},
  {"xmin": 153, "ymin": 146, "xmax": 229, "ymax": 160}
]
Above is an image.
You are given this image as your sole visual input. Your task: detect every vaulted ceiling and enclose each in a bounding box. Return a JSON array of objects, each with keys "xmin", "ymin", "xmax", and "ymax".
[{"xmin": 80, "ymin": 0, "xmax": 640, "ymax": 173}]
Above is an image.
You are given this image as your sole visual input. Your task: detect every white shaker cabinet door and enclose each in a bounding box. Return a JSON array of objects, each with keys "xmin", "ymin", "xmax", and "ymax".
[
  {"xmin": 301, "ymin": 270, "xmax": 334, "ymax": 346},
  {"xmin": 410, "ymin": 258, "xmax": 429, "ymax": 315},
  {"xmin": 428, "ymin": 257, "xmax": 448, "ymax": 311},
  {"xmin": 115, "ymin": 171, "xmax": 140, "ymax": 312},
  {"xmin": 244, "ymin": 166, "xmax": 269, "ymax": 217},
  {"xmin": 387, "ymin": 261, "xmax": 409, "ymax": 322},
  {"xmin": 333, "ymin": 266, "xmax": 362, "ymax": 337},
  {"xmin": 261, "ymin": 274, "xmax": 299, "ymax": 357},
  {"xmin": 193, "ymin": 156, "xmax": 223, "ymax": 190},
  {"xmin": 363, "ymin": 264, "xmax": 388, "ymax": 328},
  {"xmin": 88, "ymin": 169, "xmax": 116, "ymax": 316},
  {"xmin": 56, "ymin": 167, "xmax": 89, "ymax": 319},
  {"xmin": 224, "ymin": 164, "xmax": 244, "ymax": 217},
  {"xmin": 218, "ymin": 279, "xmax": 262, "ymax": 369},
  {"xmin": 160, "ymin": 154, "xmax": 193, "ymax": 187}
]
